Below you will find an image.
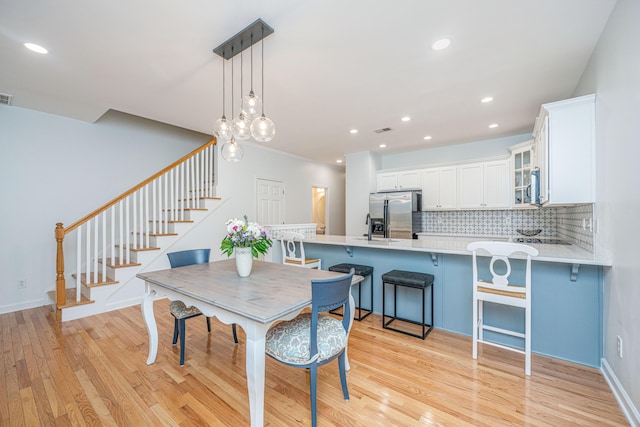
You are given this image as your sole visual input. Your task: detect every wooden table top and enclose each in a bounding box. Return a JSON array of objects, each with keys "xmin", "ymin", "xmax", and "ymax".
[{"xmin": 137, "ymin": 259, "xmax": 347, "ymax": 323}]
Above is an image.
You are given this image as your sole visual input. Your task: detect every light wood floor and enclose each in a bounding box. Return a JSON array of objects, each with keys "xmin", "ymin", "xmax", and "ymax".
[{"xmin": 1, "ymin": 300, "xmax": 628, "ymax": 426}]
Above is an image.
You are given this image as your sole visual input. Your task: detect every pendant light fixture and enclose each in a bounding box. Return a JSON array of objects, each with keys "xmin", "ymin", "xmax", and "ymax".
[
  {"xmin": 242, "ymin": 33, "xmax": 262, "ymax": 119},
  {"xmin": 213, "ymin": 19, "xmax": 275, "ymax": 161},
  {"xmin": 213, "ymin": 49, "xmax": 232, "ymax": 141},
  {"xmin": 250, "ymin": 25, "xmax": 275, "ymax": 143},
  {"xmin": 233, "ymin": 40, "xmax": 252, "ymax": 140},
  {"xmin": 221, "ymin": 46, "xmax": 244, "ymax": 162}
]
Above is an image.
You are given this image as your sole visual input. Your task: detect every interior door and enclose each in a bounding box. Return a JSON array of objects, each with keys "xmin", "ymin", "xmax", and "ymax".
[{"xmin": 256, "ymin": 178, "xmax": 285, "ymax": 225}]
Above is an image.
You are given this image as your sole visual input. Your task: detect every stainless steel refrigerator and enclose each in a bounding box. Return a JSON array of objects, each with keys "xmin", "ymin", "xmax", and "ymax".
[{"xmin": 369, "ymin": 191, "xmax": 421, "ymax": 239}]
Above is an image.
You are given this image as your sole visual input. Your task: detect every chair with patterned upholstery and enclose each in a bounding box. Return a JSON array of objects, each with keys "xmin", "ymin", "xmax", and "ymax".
[
  {"xmin": 280, "ymin": 231, "xmax": 321, "ymax": 269},
  {"xmin": 167, "ymin": 249, "xmax": 238, "ymax": 366},
  {"xmin": 467, "ymin": 241, "xmax": 538, "ymax": 375},
  {"xmin": 265, "ymin": 269, "xmax": 355, "ymax": 427}
]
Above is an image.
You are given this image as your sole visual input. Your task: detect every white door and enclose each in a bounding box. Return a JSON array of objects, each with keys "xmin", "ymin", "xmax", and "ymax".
[{"xmin": 256, "ymin": 178, "xmax": 285, "ymax": 225}]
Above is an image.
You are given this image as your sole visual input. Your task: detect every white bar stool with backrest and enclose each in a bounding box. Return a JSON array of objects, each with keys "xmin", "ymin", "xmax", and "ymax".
[
  {"xmin": 467, "ymin": 241, "xmax": 538, "ymax": 375},
  {"xmin": 281, "ymin": 231, "xmax": 321, "ymax": 269}
]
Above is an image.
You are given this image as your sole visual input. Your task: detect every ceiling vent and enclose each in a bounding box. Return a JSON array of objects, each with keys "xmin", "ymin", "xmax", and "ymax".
[
  {"xmin": 373, "ymin": 127, "xmax": 392, "ymax": 134},
  {"xmin": 0, "ymin": 93, "xmax": 12, "ymax": 106}
]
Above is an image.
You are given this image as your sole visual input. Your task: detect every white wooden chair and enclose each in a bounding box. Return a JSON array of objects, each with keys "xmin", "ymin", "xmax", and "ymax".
[
  {"xmin": 467, "ymin": 241, "xmax": 538, "ymax": 375},
  {"xmin": 281, "ymin": 231, "xmax": 321, "ymax": 269}
]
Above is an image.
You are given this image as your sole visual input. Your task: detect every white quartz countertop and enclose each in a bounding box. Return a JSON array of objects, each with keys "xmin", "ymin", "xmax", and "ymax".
[{"xmin": 303, "ymin": 235, "xmax": 611, "ymax": 267}]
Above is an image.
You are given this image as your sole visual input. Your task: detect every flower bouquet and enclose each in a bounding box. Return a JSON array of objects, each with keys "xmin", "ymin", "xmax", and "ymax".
[{"xmin": 220, "ymin": 215, "xmax": 273, "ymax": 258}]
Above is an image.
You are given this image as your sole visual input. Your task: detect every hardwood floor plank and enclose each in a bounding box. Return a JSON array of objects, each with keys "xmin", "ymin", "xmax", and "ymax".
[{"xmin": 0, "ymin": 301, "xmax": 628, "ymax": 426}]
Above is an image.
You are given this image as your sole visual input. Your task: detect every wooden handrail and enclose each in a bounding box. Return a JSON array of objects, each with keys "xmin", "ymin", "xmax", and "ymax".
[{"xmin": 64, "ymin": 138, "xmax": 217, "ymax": 234}]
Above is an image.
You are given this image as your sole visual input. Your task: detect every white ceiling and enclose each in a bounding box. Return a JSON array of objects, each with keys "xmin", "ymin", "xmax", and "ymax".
[{"xmin": 0, "ymin": 0, "xmax": 616, "ymax": 165}]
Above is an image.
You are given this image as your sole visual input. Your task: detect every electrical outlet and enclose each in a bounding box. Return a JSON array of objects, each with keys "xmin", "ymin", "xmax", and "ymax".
[
  {"xmin": 616, "ymin": 336, "xmax": 623, "ymax": 358},
  {"xmin": 17, "ymin": 279, "xmax": 26, "ymax": 289}
]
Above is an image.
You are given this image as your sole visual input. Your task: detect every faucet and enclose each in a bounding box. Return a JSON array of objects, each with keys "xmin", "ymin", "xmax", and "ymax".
[{"xmin": 365, "ymin": 213, "xmax": 372, "ymax": 240}]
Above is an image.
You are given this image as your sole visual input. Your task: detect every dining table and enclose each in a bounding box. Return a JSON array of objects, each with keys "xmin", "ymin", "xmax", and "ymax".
[{"xmin": 137, "ymin": 258, "xmax": 362, "ymax": 427}]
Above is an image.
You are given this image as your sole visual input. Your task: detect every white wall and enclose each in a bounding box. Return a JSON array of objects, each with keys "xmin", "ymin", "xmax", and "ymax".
[
  {"xmin": 573, "ymin": 0, "xmax": 640, "ymax": 419},
  {"xmin": 345, "ymin": 150, "xmax": 379, "ymax": 237},
  {"xmin": 0, "ymin": 107, "xmax": 209, "ymax": 313},
  {"xmin": 380, "ymin": 133, "xmax": 532, "ymax": 170},
  {"xmin": 0, "ymin": 106, "xmax": 345, "ymax": 314}
]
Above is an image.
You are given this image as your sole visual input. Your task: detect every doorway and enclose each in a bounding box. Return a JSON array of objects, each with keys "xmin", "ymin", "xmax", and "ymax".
[
  {"xmin": 256, "ymin": 178, "xmax": 285, "ymax": 225},
  {"xmin": 312, "ymin": 186, "xmax": 327, "ymax": 234}
]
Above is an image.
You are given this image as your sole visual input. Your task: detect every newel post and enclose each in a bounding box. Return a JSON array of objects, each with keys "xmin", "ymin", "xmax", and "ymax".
[{"xmin": 55, "ymin": 223, "xmax": 66, "ymax": 320}]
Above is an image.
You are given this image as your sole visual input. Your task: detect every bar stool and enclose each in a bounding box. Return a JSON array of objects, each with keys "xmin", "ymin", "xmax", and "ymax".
[
  {"xmin": 382, "ymin": 270, "xmax": 434, "ymax": 339},
  {"xmin": 281, "ymin": 232, "xmax": 321, "ymax": 269},
  {"xmin": 467, "ymin": 241, "xmax": 538, "ymax": 375},
  {"xmin": 328, "ymin": 263, "xmax": 373, "ymax": 321}
]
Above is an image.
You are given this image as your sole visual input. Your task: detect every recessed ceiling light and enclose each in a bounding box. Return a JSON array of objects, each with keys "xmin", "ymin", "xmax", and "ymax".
[
  {"xmin": 481, "ymin": 97, "xmax": 494, "ymax": 103},
  {"xmin": 431, "ymin": 38, "xmax": 451, "ymax": 51},
  {"xmin": 349, "ymin": 129, "xmax": 358, "ymax": 134},
  {"xmin": 379, "ymin": 144, "xmax": 387, "ymax": 148},
  {"xmin": 489, "ymin": 123, "xmax": 499, "ymax": 128},
  {"xmin": 401, "ymin": 116, "xmax": 411, "ymax": 122},
  {"xmin": 423, "ymin": 136, "xmax": 432, "ymax": 140},
  {"xmin": 336, "ymin": 159, "xmax": 343, "ymax": 163},
  {"xmin": 24, "ymin": 43, "xmax": 48, "ymax": 54}
]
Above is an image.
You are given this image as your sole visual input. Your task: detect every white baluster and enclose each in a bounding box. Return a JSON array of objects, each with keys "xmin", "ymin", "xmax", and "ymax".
[
  {"xmin": 118, "ymin": 200, "xmax": 123, "ymax": 265},
  {"xmin": 102, "ymin": 211, "xmax": 106, "ymax": 283},
  {"xmin": 125, "ymin": 196, "xmax": 130, "ymax": 264},
  {"xmin": 93, "ymin": 216, "xmax": 99, "ymax": 283},
  {"xmin": 132, "ymin": 191, "xmax": 138, "ymax": 250},
  {"xmin": 144, "ymin": 185, "xmax": 150, "ymax": 248},
  {"xmin": 85, "ymin": 219, "xmax": 91, "ymax": 286},
  {"xmin": 111, "ymin": 207, "xmax": 115, "ymax": 267},
  {"xmin": 76, "ymin": 227, "xmax": 82, "ymax": 302}
]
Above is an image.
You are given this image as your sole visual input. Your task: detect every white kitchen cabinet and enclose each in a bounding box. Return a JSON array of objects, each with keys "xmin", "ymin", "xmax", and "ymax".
[
  {"xmin": 509, "ymin": 141, "xmax": 535, "ymax": 207},
  {"xmin": 376, "ymin": 170, "xmax": 421, "ymax": 192},
  {"xmin": 422, "ymin": 166, "xmax": 457, "ymax": 210},
  {"xmin": 533, "ymin": 94, "xmax": 595, "ymax": 205},
  {"xmin": 458, "ymin": 160, "xmax": 509, "ymax": 209}
]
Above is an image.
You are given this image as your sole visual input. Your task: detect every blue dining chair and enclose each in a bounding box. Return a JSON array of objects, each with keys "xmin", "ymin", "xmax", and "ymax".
[
  {"xmin": 265, "ymin": 269, "xmax": 354, "ymax": 427},
  {"xmin": 167, "ymin": 249, "xmax": 238, "ymax": 366}
]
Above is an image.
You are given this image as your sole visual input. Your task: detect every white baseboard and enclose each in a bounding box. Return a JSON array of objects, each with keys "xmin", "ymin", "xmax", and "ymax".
[
  {"xmin": 601, "ymin": 357, "xmax": 640, "ymax": 427},
  {"xmin": 0, "ymin": 298, "xmax": 46, "ymax": 315}
]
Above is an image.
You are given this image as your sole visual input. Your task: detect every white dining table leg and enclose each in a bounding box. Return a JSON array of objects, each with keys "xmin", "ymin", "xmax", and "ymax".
[
  {"xmin": 142, "ymin": 286, "xmax": 158, "ymax": 365},
  {"xmin": 244, "ymin": 323, "xmax": 269, "ymax": 427}
]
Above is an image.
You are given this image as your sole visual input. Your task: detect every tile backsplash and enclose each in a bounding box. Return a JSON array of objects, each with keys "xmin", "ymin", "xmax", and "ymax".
[{"xmin": 415, "ymin": 204, "xmax": 594, "ymax": 251}]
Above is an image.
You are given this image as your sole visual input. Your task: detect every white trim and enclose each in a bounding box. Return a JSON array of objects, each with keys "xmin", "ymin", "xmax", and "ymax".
[
  {"xmin": 0, "ymin": 298, "xmax": 47, "ymax": 315},
  {"xmin": 601, "ymin": 357, "xmax": 640, "ymax": 427}
]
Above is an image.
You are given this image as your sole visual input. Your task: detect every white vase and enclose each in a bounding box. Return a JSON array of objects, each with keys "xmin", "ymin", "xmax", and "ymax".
[{"xmin": 235, "ymin": 247, "xmax": 253, "ymax": 277}]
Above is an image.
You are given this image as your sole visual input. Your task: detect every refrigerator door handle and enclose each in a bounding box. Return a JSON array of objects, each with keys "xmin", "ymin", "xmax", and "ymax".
[{"xmin": 384, "ymin": 199, "xmax": 389, "ymax": 238}]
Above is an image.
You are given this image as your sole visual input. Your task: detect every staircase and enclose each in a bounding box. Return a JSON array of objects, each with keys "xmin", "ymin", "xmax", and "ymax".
[{"xmin": 52, "ymin": 139, "xmax": 221, "ymax": 321}]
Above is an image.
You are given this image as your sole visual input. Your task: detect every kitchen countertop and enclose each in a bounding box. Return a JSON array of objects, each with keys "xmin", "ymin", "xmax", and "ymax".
[{"xmin": 303, "ymin": 234, "xmax": 611, "ymax": 267}]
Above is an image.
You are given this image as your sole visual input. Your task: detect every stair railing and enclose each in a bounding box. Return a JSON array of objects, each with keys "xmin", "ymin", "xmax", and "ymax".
[{"xmin": 54, "ymin": 138, "xmax": 217, "ymax": 320}]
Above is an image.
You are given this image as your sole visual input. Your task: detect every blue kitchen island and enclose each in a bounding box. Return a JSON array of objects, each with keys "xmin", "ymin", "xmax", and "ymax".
[{"xmin": 272, "ymin": 235, "xmax": 611, "ymax": 368}]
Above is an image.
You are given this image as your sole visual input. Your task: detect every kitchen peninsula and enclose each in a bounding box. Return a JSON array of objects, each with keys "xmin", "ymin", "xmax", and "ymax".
[{"xmin": 273, "ymin": 234, "xmax": 610, "ymax": 367}]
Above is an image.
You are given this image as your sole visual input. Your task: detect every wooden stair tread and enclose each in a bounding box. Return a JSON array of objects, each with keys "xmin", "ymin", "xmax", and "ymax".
[
  {"xmin": 97, "ymin": 258, "xmax": 142, "ymax": 268},
  {"xmin": 55, "ymin": 289, "xmax": 94, "ymax": 308},
  {"xmin": 72, "ymin": 273, "xmax": 119, "ymax": 287},
  {"xmin": 133, "ymin": 232, "xmax": 178, "ymax": 237},
  {"xmin": 115, "ymin": 244, "xmax": 161, "ymax": 252},
  {"xmin": 148, "ymin": 219, "xmax": 194, "ymax": 223}
]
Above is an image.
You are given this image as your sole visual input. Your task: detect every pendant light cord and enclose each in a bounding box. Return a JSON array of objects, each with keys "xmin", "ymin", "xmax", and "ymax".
[
  {"xmin": 261, "ymin": 26, "xmax": 265, "ymax": 115},
  {"xmin": 239, "ymin": 40, "xmax": 244, "ymax": 109},
  {"xmin": 230, "ymin": 46, "xmax": 234, "ymax": 119},
  {"xmin": 221, "ymin": 50, "xmax": 226, "ymax": 117}
]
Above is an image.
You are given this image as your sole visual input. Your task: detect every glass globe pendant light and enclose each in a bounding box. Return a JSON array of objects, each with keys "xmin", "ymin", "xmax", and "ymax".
[
  {"xmin": 233, "ymin": 41, "xmax": 252, "ymax": 141},
  {"xmin": 251, "ymin": 27, "xmax": 276, "ymax": 142},
  {"xmin": 213, "ymin": 50, "xmax": 233, "ymax": 141},
  {"xmin": 221, "ymin": 47, "xmax": 244, "ymax": 162},
  {"xmin": 221, "ymin": 135, "xmax": 244, "ymax": 162},
  {"xmin": 242, "ymin": 33, "xmax": 262, "ymax": 119}
]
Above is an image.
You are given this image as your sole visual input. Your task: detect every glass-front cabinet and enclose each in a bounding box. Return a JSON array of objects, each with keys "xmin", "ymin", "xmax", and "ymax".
[{"xmin": 509, "ymin": 141, "xmax": 535, "ymax": 207}]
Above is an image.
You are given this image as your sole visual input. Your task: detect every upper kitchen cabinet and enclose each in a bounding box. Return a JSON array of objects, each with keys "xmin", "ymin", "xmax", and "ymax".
[
  {"xmin": 377, "ymin": 170, "xmax": 421, "ymax": 192},
  {"xmin": 509, "ymin": 140, "xmax": 535, "ymax": 207},
  {"xmin": 458, "ymin": 159, "xmax": 510, "ymax": 209},
  {"xmin": 422, "ymin": 166, "xmax": 457, "ymax": 210},
  {"xmin": 533, "ymin": 94, "xmax": 596, "ymax": 205}
]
